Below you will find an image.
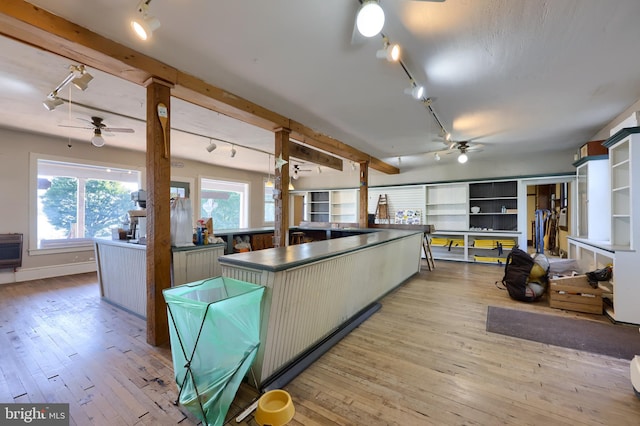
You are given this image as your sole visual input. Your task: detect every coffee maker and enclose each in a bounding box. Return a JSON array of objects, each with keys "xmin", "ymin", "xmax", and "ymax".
[{"xmin": 128, "ymin": 190, "xmax": 147, "ymax": 242}]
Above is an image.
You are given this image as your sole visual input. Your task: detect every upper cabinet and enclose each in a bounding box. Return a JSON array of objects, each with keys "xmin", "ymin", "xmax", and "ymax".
[
  {"xmin": 604, "ymin": 127, "xmax": 640, "ymax": 249},
  {"xmin": 468, "ymin": 180, "xmax": 518, "ymax": 231},
  {"xmin": 573, "ymin": 153, "xmax": 610, "ymax": 241},
  {"xmin": 425, "ymin": 183, "xmax": 468, "ymax": 231}
]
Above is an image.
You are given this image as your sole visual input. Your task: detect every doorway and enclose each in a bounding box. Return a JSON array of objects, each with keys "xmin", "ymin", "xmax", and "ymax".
[{"xmin": 525, "ymin": 179, "xmax": 572, "ymax": 258}]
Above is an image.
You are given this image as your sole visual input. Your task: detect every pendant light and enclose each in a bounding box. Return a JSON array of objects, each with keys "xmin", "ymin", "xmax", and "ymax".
[{"xmin": 265, "ymin": 154, "xmax": 274, "ymax": 187}]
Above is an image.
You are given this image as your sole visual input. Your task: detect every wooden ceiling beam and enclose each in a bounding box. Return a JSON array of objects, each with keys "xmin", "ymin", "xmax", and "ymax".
[
  {"xmin": 0, "ymin": 0, "xmax": 398, "ymax": 174},
  {"xmin": 289, "ymin": 141, "xmax": 343, "ymax": 171}
]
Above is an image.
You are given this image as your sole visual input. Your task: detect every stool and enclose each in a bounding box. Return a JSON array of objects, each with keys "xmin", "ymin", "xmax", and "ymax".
[{"xmin": 290, "ymin": 232, "xmax": 305, "ymax": 245}]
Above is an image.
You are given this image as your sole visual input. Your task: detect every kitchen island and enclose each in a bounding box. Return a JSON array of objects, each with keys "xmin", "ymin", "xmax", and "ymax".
[{"xmin": 218, "ymin": 228, "xmax": 423, "ymax": 387}]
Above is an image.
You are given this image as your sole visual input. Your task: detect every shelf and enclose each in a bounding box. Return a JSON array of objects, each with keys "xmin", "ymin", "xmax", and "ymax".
[
  {"xmin": 611, "ymin": 158, "xmax": 630, "ymax": 169},
  {"xmin": 612, "ymin": 185, "xmax": 630, "ymax": 192},
  {"xmin": 469, "ymin": 197, "xmax": 517, "ymax": 201}
]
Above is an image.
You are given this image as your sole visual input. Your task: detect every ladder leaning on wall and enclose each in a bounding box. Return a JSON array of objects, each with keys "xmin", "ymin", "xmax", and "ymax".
[{"xmin": 375, "ymin": 194, "xmax": 391, "ymax": 224}]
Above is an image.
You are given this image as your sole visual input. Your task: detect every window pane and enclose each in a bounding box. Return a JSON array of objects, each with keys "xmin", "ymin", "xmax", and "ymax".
[
  {"xmin": 37, "ymin": 159, "xmax": 140, "ymax": 248},
  {"xmin": 264, "ymin": 183, "xmax": 274, "ymax": 223},
  {"xmin": 200, "ymin": 178, "xmax": 248, "ymax": 230}
]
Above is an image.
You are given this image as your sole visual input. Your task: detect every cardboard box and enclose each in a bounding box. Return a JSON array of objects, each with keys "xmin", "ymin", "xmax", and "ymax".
[
  {"xmin": 549, "ymin": 275, "xmax": 604, "ymax": 314},
  {"xmin": 579, "ymin": 140, "xmax": 607, "ymax": 159}
]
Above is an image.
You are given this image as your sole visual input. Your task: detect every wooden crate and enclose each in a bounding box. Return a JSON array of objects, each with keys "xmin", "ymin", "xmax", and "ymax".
[{"xmin": 549, "ymin": 275, "xmax": 604, "ymax": 314}]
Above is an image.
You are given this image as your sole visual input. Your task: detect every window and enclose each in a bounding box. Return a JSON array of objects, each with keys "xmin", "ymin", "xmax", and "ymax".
[
  {"xmin": 36, "ymin": 158, "xmax": 141, "ymax": 250},
  {"xmin": 170, "ymin": 180, "xmax": 190, "ymax": 199},
  {"xmin": 264, "ymin": 180, "xmax": 275, "ymax": 224},
  {"xmin": 200, "ymin": 178, "xmax": 248, "ymax": 230}
]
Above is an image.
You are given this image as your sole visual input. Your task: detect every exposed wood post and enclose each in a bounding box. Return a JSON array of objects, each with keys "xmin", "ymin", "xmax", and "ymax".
[
  {"xmin": 274, "ymin": 128, "xmax": 291, "ymax": 247},
  {"xmin": 359, "ymin": 161, "xmax": 369, "ymax": 227},
  {"xmin": 144, "ymin": 78, "xmax": 173, "ymax": 346}
]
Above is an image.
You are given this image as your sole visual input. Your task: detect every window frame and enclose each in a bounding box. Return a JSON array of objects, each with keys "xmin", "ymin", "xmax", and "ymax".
[{"xmin": 29, "ymin": 153, "xmax": 143, "ymax": 255}]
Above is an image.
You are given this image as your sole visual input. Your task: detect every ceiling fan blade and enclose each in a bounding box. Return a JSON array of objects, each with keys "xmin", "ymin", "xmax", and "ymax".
[
  {"xmin": 102, "ymin": 127, "xmax": 135, "ymax": 133},
  {"xmin": 58, "ymin": 124, "xmax": 93, "ymax": 130}
]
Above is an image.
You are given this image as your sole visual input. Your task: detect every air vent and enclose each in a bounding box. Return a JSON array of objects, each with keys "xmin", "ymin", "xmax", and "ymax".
[{"xmin": 0, "ymin": 233, "xmax": 23, "ymax": 270}]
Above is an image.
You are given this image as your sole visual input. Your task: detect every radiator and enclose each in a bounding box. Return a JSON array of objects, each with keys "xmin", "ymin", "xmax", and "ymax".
[{"xmin": 0, "ymin": 233, "xmax": 23, "ymax": 270}]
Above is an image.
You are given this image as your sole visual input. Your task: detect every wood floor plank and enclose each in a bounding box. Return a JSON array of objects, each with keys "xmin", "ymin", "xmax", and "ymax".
[{"xmin": 1, "ymin": 263, "xmax": 639, "ymax": 425}]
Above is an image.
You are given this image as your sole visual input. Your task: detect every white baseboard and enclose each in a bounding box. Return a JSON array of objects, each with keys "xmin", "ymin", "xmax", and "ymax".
[{"xmin": 0, "ymin": 261, "xmax": 96, "ymax": 284}]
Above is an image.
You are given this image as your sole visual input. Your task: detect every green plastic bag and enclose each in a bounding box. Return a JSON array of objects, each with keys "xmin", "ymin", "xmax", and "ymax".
[{"xmin": 163, "ymin": 277, "xmax": 264, "ymax": 426}]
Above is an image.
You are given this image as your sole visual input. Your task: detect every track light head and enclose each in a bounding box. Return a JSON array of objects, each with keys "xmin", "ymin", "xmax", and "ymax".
[
  {"xmin": 43, "ymin": 94, "xmax": 64, "ymax": 111},
  {"xmin": 434, "ymin": 153, "xmax": 441, "ymax": 161},
  {"xmin": 404, "ymin": 84, "xmax": 425, "ymax": 100},
  {"xmin": 71, "ymin": 65, "xmax": 93, "ymax": 91},
  {"xmin": 356, "ymin": 1, "xmax": 385, "ymax": 38},
  {"xmin": 131, "ymin": 0, "xmax": 160, "ymax": 40},
  {"xmin": 206, "ymin": 141, "xmax": 217, "ymax": 152},
  {"xmin": 230, "ymin": 146, "xmax": 237, "ymax": 158},
  {"xmin": 91, "ymin": 129, "xmax": 105, "ymax": 147},
  {"xmin": 376, "ymin": 42, "xmax": 400, "ymax": 62}
]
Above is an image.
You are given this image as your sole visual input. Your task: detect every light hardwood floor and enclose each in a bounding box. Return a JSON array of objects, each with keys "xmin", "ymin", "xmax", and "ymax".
[{"xmin": 1, "ymin": 261, "xmax": 638, "ymax": 425}]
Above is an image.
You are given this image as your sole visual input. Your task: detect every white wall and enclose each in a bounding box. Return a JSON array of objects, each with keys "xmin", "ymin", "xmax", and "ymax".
[{"xmin": 0, "ymin": 127, "xmax": 270, "ymax": 283}]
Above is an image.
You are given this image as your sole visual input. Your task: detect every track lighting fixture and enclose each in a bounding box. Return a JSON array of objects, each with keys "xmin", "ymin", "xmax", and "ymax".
[
  {"xmin": 71, "ymin": 67, "xmax": 93, "ymax": 91},
  {"xmin": 43, "ymin": 95, "xmax": 64, "ymax": 111},
  {"xmin": 376, "ymin": 39, "xmax": 400, "ymax": 62},
  {"xmin": 131, "ymin": 0, "xmax": 160, "ymax": 41},
  {"xmin": 458, "ymin": 152, "xmax": 468, "ymax": 164},
  {"xmin": 43, "ymin": 64, "xmax": 93, "ymax": 111},
  {"xmin": 404, "ymin": 82, "xmax": 425, "ymax": 100},
  {"xmin": 317, "ymin": 166, "xmax": 322, "ymax": 174},
  {"xmin": 206, "ymin": 140, "xmax": 217, "ymax": 153},
  {"xmin": 91, "ymin": 129, "xmax": 105, "ymax": 147},
  {"xmin": 288, "ymin": 179, "xmax": 295, "ymax": 191},
  {"xmin": 356, "ymin": 0, "xmax": 385, "ymax": 38},
  {"xmin": 434, "ymin": 153, "xmax": 441, "ymax": 161},
  {"xmin": 230, "ymin": 145, "xmax": 237, "ymax": 158}
]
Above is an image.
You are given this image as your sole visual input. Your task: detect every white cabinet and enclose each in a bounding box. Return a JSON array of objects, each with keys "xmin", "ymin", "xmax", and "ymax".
[
  {"xmin": 567, "ymin": 237, "xmax": 639, "ymax": 324},
  {"xmin": 430, "ymin": 231, "xmax": 519, "ymax": 264},
  {"xmin": 330, "ymin": 190, "xmax": 358, "ymax": 223},
  {"xmin": 564, "ymin": 126, "xmax": 640, "ymax": 325},
  {"xmin": 308, "ymin": 191, "xmax": 330, "ymax": 222},
  {"xmin": 304, "ymin": 190, "xmax": 359, "ymax": 223},
  {"xmin": 425, "ymin": 183, "xmax": 468, "ymax": 231},
  {"xmin": 574, "ymin": 157, "xmax": 610, "ymax": 241},
  {"xmin": 606, "ymin": 133, "xmax": 635, "ymax": 248}
]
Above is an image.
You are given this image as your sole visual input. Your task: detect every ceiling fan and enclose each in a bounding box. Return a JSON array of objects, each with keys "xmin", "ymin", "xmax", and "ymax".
[
  {"xmin": 291, "ymin": 163, "xmax": 312, "ymax": 180},
  {"xmin": 427, "ymin": 141, "xmax": 484, "ymax": 164},
  {"xmin": 59, "ymin": 116, "xmax": 134, "ymax": 147}
]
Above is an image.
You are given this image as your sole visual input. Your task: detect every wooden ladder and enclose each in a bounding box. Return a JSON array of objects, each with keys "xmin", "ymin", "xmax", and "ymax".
[{"xmin": 375, "ymin": 194, "xmax": 391, "ymax": 224}]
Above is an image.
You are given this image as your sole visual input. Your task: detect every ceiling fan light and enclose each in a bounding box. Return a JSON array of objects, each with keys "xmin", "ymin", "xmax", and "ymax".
[
  {"xmin": 91, "ymin": 129, "xmax": 105, "ymax": 147},
  {"xmin": 206, "ymin": 141, "xmax": 217, "ymax": 153},
  {"xmin": 356, "ymin": 1, "xmax": 385, "ymax": 38},
  {"xmin": 43, "ymin": 95, "xmax": 64, "ymax": 111},
  {"xmin": 458, "ymin": 153, "xmax": 468, "ymax": 164}
]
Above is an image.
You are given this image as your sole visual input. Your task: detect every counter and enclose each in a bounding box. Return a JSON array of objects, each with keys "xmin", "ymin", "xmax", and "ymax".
[
  {"xmin": 94, "ymin": 239, "xmax": 225, "ymax": 317},
  {"xmin": 218, "ymin": 228, "xmax": 423, "ymax": 386}
]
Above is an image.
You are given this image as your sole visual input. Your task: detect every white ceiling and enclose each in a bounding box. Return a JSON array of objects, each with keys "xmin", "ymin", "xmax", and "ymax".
[{"xmin": 2, "ymin": 0, "xmax": 640, "ymax": 177}]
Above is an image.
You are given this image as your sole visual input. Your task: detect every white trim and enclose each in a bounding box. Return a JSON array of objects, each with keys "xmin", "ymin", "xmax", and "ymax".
[{"xmin": 0, "ymin": 261, "xmax": 96, "ymax": 284}]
